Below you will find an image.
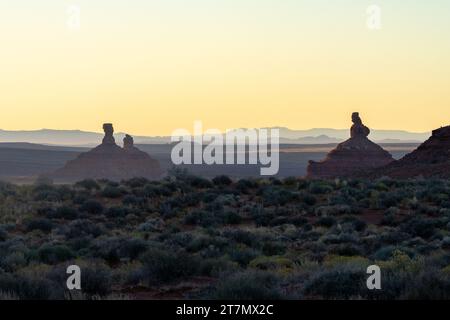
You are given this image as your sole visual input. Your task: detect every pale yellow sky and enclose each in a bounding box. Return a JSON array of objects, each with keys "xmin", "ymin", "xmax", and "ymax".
[{"xmin": 1, "ymin": 0, "xmax": 449, "ymax": 135}]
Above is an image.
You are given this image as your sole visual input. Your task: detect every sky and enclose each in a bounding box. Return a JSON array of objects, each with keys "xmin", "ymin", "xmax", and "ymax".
[{"xmin": 0, "ymin": 0, "xmax": 449, "ymax": 135}]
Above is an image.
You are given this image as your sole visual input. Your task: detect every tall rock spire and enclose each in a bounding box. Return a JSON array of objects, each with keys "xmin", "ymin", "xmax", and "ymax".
[
  {"xmin": 307, "ymin": 113, "xmax": 394, "ymax": 178},
  {"xmin": 123, "ymin": 134, "xmax": 134, "ymax": 150},
  {"xmin": 350, "ymin": 112, "xmax": 370, "ymax": 138},
  {"xmin": 102, "ymin": 123, "xmax": 116, "ymax": 145}
]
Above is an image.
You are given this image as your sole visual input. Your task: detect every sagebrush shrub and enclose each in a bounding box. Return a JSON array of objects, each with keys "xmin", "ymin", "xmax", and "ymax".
[
  {"xmin": 140, "ymin": 248, "xmax": 200, "ymax": 284},
  {"xmin": 37, "ymin": 244, "xmax": 75, "ymax": 264},
  {"xmin": 212, "ymin": 175, "xmax": 233, "ymax": 186},
  {"xmin": 302, "ymin": 265, "xmax": 366, "ymax": 299},
  {"xmin": 26, "ymin": 218, "xmax": 53, "ymax": 233},
  {"xmin": 80, "ymin": 200, "xmax": 104, "ymax": 215}
]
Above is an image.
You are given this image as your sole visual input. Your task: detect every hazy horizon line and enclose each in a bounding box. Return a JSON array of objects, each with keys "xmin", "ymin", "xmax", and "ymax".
[{"xmin": 0, "ymin": 126, "xmax": 434, "ymax": 137}]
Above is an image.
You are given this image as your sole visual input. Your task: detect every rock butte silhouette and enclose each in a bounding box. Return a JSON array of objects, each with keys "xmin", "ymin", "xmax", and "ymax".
[
  {"xmin": 307, "ymin": 112, "xmax": 394, "ymax": 178},
  {"xmin": 372, "ymin": 125, "xmax": 450, "ymax": 179},
  {"xmin": 50, "ymin": 123, "xmax": 162, "ymax": 182}
]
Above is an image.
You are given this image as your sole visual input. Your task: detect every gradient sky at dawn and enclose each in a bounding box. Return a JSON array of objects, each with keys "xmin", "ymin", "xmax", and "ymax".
[{"xmin": 1, "ymin": 0, "xmax": 450, "ymax": 135}]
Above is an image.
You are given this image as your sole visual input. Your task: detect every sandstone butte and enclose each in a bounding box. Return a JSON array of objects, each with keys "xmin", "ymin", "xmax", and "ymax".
[
  {"xmin": 49, "ymin": 123, "xmax": 162, "ymax": 182},
  {"xmin": 373, "ymin": 125, "xmax": 450, "ymax": 179},
  {"xmin": 307, "ymin": 112, "xmax": 394, "ymax": 178}
]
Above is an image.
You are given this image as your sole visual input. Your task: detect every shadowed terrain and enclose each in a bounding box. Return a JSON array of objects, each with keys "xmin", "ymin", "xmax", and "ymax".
[
  {"xmin": 0, "ymin": 143, "xmax": 418, "ymax": 183},
  {"xmin": 1, "ymin": 174, "xmax": 450, "ymax": 300}
]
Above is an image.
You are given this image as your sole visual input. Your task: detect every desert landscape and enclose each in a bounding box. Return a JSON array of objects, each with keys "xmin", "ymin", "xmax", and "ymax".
[
  {"xmin": 2, "ymin": 1, "xmax": 450, "ymax": 306},
  {"xmin": 1, "ymin": 115, "xmax": 450, "ymax": 300}
]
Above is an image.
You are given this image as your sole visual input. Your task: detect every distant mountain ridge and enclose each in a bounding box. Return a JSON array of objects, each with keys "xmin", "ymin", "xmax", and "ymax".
[
  {"xmin": 0, "ymin": 129, "xmax": 169, "ymax": 146},
  {"xmin": 0, "ymin": 127, "xmax": 430, "ymax": 146},
  {"xmin": 263, "ymin": 127, "xmax": 430, "ymax": 142}
]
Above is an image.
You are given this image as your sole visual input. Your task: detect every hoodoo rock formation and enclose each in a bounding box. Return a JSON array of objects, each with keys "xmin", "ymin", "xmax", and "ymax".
[
  {"xmin": 374, "ymin": 125, "xmax": 450, "ymax": 179},
  {"xmin": 123, "ymin": 134, "xmax": 134, "ymax": 150},
  {"xmin": 50, "ymin": 124, "xmax": 162, "ymax": 182},
  {"xmin": 102, "ymin": 123, "xmax": 116, "ymax": 145},
  {"xmin": 307, "ymin": 113, "xmax": 394, "ymax": 178}
]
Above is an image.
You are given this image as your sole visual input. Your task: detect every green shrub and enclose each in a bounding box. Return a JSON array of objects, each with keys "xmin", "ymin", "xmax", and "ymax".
[
  {"xmin": 138, "ymin": 219, "xmax": 165, "ymax": 232},
  {"xmin": 144, "ymin": 184, "xmax": 172, "ymax": 197},
  {"xmin": 300, "ymin": 193, "xmax": 317, "ymax": 206},
  {"xmin": 80, "ymin": 200, "xmax": 104, "ymax": 215},
  {"xmin": 401, "ymin": 269, "xmax": 450, "ymax": 299},
  {"xmin": 378, "ymin": 192, "xmax": 402, "ymax": 209},
  {"xmin": 65, "ymin": 219, "xmax": 103, "ymax": 239},
  {"xmin": 186, "ymin": 235, "xmax": 223, "ymax": 253},
  {"xmin": 289, "ymin": 216, "xmax": 308, "ymax": 227},
  {"xmin": 262, "ymin": 242, "xmax": 286, "ymax": 256},
  {"xmin": 222, "ymin": 211, "xmax": 242, "ymax": 225},
  {"xmin": 189, "ymin": 176, "xmax": 213, "ymax": 189},
  {"xmin": 140, "ymin": 248, "xmax": 200, "ymax": 284},
  {"xmin": 0, "ymin": 228, "xmax": 7, "ymax": 242},
  {"xmin": 302, "ymin": 265, "xmax": 366, "ymax": 299},
  {"xmin": 331, "ymin": 244, "xmax": 363, "ymax": 257},
  {"xmin": 316, "ymin": 216, "xmax": 337, "ymax": 228},
  {"xmin": 212, "ymin": 175, "xmax": 233, "ymax": 186},
  {"xmin": 124, "ymin": 177, "xmax": 149, "ymax": 188},
  {"xmin": 105, "ymin": 206, "xmax": 129, "ymax": 218},
  {"xmin": 0, "ymin": 252, "xmax": 27, "ymax": 272},
  {"xmin": 119, "ymin": 239, "xmax": 148, "ymax": 261},
  {"xmin": 54, "ymin": 206, "xmax": 79, "ymax": 220},
  {"xmin": 401, "ymin": 217, "xmax": 436, "ymax": 239},
  {"xmin": 184, "ymin": 210, "xmax": 217, "ymax": 227},
  {"xmin": 123, "ymin": 195, "xmax": 145, "ymax": 206},
  {"xmin": 228, "ymin": 247, "xmax": 260, "ymax": 267},
  {"xmin": 373, "ymin": 246, "xmax": 415, "ymax": 261},
  {"xmin": 26, "ymin": 218, "xmax": 53, "ymax": 233},
  {"xmin": 38, "ymin": 244, "xmax": 75, "ymax": 264},
  {"xmin": 309, "ymin": 182, "xmax": 334, "ymax": 195},
  {"xmin": 352, "ymin": 219, "xmax": 367, "ymax": 232},
  {"xmin": 236, "ymin": 179, "xmax": 258, "ymax": 193},
  {"xmin": 81, "ymin": 264, "xmax": 113, "ymax": 298},
  {"xmin": 0, "ymin": 274, "xmax": 60, "ymax": 300},
  {"xmin": 249, "ymin": 256, "xmax": 293, "ymax": 271},
  {"xmin": 33, "ymin": 189, "xmax": 61, "ymax": 202},
  {"xmin": 223, "ymin": 229, "xmax": 259, "ymax": 247},
  {"xmin": 262, "ymin": 188, "xmax": 298, "ymax": 206},
  {"xmin": 283, "ymin": 177, "xmax": 298, "ymax": 187},
  {"xmin": 75, "ymin": 179, "xmax": 100, "ymax": 191},
  {"xmin": 101, "ymin": 186, "xmax": 122, "ymax": 198},
  {"xmin": 199, "ymin": 257, "xmax": 240, "ymax": 277}
]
